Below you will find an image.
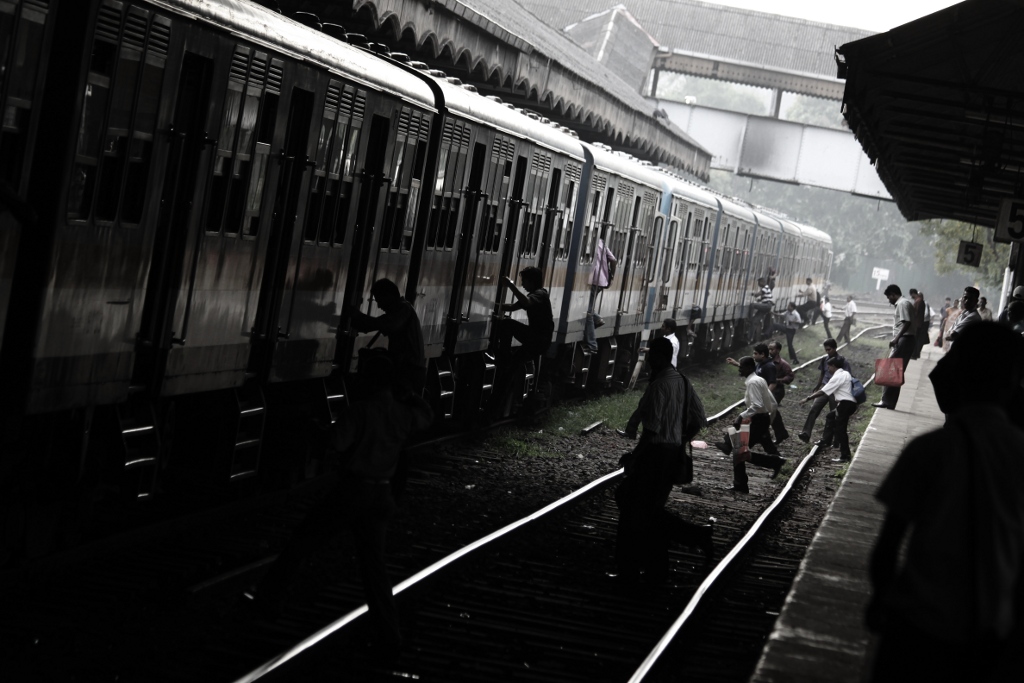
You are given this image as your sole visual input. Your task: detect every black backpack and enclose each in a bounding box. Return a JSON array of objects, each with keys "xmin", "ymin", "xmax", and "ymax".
[{"xmin": 680, "ymin": 373, "xmax": 707, "ymax": 440}]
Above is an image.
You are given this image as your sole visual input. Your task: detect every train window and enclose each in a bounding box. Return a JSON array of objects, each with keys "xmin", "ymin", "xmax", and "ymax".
[
  {"xmin": 380, "ymin": 108, "xmax": 421, "ymax": 252},
  {"xmin": 68, "ymin": 8, "xmax": 169, "ymax": 225},
  {"xmin": 645, "ymin": 216, "xmax": 663, "ymax": 282},
  {"xmin": 661, "ymin": 219, "xmax": 677, "ymax": 283},
  {"xmin": 0, "ymin": 4, "xmax": 46, "ymax": 185},
  {"xmin": 557, "ymin": 178, "xmax": 576, "ymax": 260}
]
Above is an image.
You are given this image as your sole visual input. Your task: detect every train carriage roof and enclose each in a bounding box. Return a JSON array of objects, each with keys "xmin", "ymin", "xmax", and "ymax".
[
  {"xmin": 435, "ymin": 80, "xmax": 585, "ymax": 161},
  {"xmin": 584, "ymin": 144, "xmax": 665, "ymax": 191},
  {"xmin": 660, "ymin": 175, "xmax": 719, "ymax": 212},
  {"xmin": 717, "ymin": 196, "xmax": 758, "ymax": 226},
  {"xmin": 159, "ymin": 0, "xmax": 435, "ymax": 109},
  {"xmin": 750, "ymin": 210, "xmax": 785, "ymax": 235}
]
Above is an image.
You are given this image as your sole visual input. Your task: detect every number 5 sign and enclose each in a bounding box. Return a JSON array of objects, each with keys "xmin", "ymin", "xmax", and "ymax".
[
  {"xmin": 996, "ymin": 198, "xmax": 1024, "ymax": 243},
  {"xmin": 957, "ymin": 241, "xmax": 982, "ymax": 267}
]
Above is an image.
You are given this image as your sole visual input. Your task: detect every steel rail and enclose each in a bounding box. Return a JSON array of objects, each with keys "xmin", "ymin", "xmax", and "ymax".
[
  {"xmin": 628, "ymin": 372, "xmax": 884, "ymax": 681},
  {"xmin": 232, "ymin": 468, "xmax": 624, "ymax": 683}
]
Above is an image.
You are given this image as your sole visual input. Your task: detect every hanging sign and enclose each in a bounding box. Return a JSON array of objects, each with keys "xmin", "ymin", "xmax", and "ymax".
[
  {"xmin": 995, "ymin": 198, "xmax": 1024, "ymax": 243},
  {"xmin": 956, "ymin": 240, "xmax": 983, "ymax": 267}
]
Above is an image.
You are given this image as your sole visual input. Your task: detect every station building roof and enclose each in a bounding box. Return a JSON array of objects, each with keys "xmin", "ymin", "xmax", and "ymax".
[
  {"xmin": 838, "ymin": 0, "xmax": 1024, "ymax": 228},
  {"xmin": 294, "ymin": 0, "xmax": 711, "ymax": 176},
  {"xmin": 515, "ymin": 0, "xmax": 873, "ymax": 98}
]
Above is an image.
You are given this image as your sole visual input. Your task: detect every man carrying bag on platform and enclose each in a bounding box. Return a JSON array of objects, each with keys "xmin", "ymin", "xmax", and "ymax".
[{"xmin": 873, "ymin": 284, "xmax": 914, "ymax": 410}]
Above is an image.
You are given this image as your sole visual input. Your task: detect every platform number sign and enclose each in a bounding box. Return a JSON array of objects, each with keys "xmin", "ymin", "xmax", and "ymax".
[
  {"xmin": 957, "ymin": 241, "xmax": 983, "ymax": 267},
  {"xmin": 996, "ymin": 198, "xmax": 1024, "ymax": 243}
]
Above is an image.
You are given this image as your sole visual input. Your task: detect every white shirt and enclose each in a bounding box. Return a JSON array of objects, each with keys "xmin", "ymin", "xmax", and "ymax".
[
  {"xmin": 740, "ymin": 373, "xmax": 777, "ymax": 419},
  {"xmin": 947, "ymin": 309, "xmax": 981, "ymax": 348},
  {"xmin": 844, "ymin": 300, "xmax": 857, "ymax": 318},
  {"xmin": 821, "ymin": 301, "xmax": 832, "ymax": 318},
  {"xmin": 784, "ymin": 309, "xmax": 802, "ymax": 329},
  {"xmin": 665, "ymin": 333, "xmax": 680, "ymax": 367},
  {"xmin": 820, "ymin": 367, "xmax": 855, "ymax": 403}
]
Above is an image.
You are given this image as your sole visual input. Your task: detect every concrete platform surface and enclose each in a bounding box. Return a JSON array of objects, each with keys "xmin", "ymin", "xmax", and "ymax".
[{"xmin": 751, "ymin": 343, "xmax": 945, "ymax": 683}]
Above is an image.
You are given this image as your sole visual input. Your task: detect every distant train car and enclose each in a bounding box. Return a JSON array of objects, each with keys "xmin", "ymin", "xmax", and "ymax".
[{"xmin": 0, "ymin": 0, "xmax": 831, "ymax": 564}]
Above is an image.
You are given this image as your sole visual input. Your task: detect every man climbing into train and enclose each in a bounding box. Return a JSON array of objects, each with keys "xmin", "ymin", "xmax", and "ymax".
[
  {"xmin": 489, "ymin": 266, "xmax": 555, "ymax": 418},
  {"xmin": 748, "ymin": 276, "xmax": 774, "ymax": 339},
  {"xmin": 349, "ymin": 278, "xmax": 427, "ymax": 396}
]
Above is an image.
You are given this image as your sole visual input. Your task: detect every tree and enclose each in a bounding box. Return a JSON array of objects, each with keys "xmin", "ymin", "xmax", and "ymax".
[
  {"xmin": 657, "ymin": 73, "xmax": 770, "ymax": 116},
  {"xmin": 916, "ymin": 219, "xmax": 1010, "ymax": 288},
  {"xmin": 783, "ymin": 95, "xmax": 845, "ymax": 130}
]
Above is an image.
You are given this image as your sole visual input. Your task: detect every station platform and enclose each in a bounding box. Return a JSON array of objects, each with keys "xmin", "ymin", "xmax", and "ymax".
[{"xmin": 751, "ymin": 342, "xmax": 945, "ymax": 682}]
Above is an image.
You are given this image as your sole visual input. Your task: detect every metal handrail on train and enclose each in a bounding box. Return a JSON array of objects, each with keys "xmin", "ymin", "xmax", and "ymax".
[{"xmin": 232, "ymin": 324, "xmax": 889, "ymax": 683}]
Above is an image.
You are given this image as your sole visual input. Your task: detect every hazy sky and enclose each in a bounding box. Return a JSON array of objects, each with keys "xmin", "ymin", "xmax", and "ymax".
[{"xmin": 707, "ymin": 0, "xmax": 963, "ymax": 32}]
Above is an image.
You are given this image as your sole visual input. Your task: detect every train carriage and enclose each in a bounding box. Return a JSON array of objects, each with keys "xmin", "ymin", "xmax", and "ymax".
[
  {"xmin": 0, "ymin": 0, "xmax": 55, "ymax": 361},
  {"xmin": 0, "ymin": 0, "xmax": 835, "ymax": 564}
]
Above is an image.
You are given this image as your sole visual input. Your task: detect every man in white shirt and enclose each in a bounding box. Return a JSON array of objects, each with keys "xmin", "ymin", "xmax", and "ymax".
[
  {"xmin": 836, "ymin": 295, "xmax": 857, "ymax": 345},
  {"xmin": 796, "ymin": 278, "xmax": 819, "ymax": 325},
  {"xmin": 801, "ymin": 356, "xmax": 858, "ymax": 462},
  {"xmin": 819, "ymin": 296, "xmax": 833, "ymax": 338},
  {"xmin": 874, "ymin": 284, "xmax": 915, "ymax": 410},
  {"xmin": 769, "ymin": 302, "xmax": 803, "ymax": 363},
  {"xmin": 661, "ymin": 318, "xmax": 680, "ymax": 367},
  {"xmin": 718, "ymin": 356, "xmax": 786, "ymax": 494},
  {"xmin": 944, "ymin": 286, "xmax": 981, "ymax": 349}
]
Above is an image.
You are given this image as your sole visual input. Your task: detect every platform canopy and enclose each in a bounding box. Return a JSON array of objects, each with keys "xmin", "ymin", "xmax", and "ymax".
[{"xmin": 837, "ymin": 0, "xmax": 1024, "ymax": 228}]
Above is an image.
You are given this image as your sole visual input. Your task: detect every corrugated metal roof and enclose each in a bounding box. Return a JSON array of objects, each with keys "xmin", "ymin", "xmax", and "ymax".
[
  {"xmin": 513, "ymin": 0, "xmax": 874, "ymax": 78},
  {"xmin": 840, "ymin": 0, "xmax": 1024, "ymax": 228}
]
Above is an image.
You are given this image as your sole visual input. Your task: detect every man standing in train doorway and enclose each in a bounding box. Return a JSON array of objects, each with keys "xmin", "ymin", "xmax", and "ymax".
[{"xmin": 584, "ymin": 228, "xmax": 617, "ymax": 353}]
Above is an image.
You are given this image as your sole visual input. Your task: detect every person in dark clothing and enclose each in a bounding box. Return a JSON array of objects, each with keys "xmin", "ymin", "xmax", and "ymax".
[
  {"xmin": 248, "ymin": 354, "xmax": 433, "ymax": 653},
  {"xmin": 615, "ymin": 337, "xmax": 714, "ymax": 580},
  {"xmin": 489, "ymin": 267, "xmax": 555, "ymax": 418},
  {"xmin": 718, "ymin": 356, "xmax": 786, "ymax": 494},
  {"xmin": 497, "ymin": 266, "xmax": 554, "ymax": 359},
  {"xmin": 908, "ymin": 289, "xmax": 928, "ymax": 360},
  {"xmin": 768, "ymin": 340, "xmax": 794, "ymax": 444},
  {"xmin": 797, "ymin": 338, "xmax": 849, "ymax": 443},
  {"xmin": 866, "ymin": 323, "xmax": 1024, "ymax": 682},
  {"xmin": 349, "ymin": 278, "xmax": 427, "ymax": 395}
]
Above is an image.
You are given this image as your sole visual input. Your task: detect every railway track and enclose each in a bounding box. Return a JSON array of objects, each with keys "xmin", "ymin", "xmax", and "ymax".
[
  {"xmin": 1, "ymin": 327, "xmax": 885, "ymax": 683},
  {"xmin": 229, "ymin": 327, "xmax": 887, "ymax": 683}
]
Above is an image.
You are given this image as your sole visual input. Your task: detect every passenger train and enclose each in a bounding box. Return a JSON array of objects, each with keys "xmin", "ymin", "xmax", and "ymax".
[{"xmin": 0, "ymin": 0, "xmax": 831, "ymax": 559}]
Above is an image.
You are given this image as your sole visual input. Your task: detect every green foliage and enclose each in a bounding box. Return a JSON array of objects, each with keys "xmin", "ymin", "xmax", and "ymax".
[
  {"xmin": 916, "ymin": 219, "xmax": 1010, "ymax": 288},
  {"xmin": 706, "ymin": 171, "xmax": 984, "ymax": 295},
  {"xmin": 783, "ymin": 94, "xmax": 845, "ymax": 130}
]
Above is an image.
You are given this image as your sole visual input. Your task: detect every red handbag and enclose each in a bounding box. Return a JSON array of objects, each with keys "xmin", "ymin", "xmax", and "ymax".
[{"xmin": 875, "ymin": 357, "xmax": 905, "ymax": 387}]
